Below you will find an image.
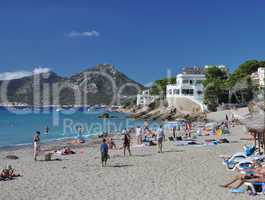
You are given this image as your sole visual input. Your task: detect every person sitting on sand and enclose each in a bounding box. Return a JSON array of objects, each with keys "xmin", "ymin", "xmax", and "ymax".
[
  {"xmin": 54, "ymin": 147, "xmax": 75, "ymax": 155},
  {"xmin": 33, "ymin": 131, "xmax": 41, "ymax": 161},
  {"xmin": 0, "ymin": 165, "xmax": 20, "ymax": 179},
  {"xmin": 100, "ymin": 138, "xmax": 109, "ymax": 167},
  {"xmin": 62, "ymin": 147, "xmax": 75, "ymax": 155},
  {"xmin": 221, "ymin": 166, "xmax": 265, "ymax": 189},
  {"xmin": 145, "ymin": 128, "xmax": 156, "ymax": 138}
]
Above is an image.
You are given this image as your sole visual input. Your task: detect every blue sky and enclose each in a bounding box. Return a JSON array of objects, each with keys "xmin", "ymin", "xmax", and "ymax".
[{"xmin": 0, "ymin": 0, "xmax": 264, "ymax": 84}]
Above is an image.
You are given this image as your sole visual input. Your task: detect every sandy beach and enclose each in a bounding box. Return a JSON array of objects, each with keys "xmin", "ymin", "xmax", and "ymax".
[{"xmin": 0, "ymin": 111, "xmax": 264, "ymax": 200}]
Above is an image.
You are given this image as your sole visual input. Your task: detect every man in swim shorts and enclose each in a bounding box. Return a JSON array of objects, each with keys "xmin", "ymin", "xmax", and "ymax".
[{"xmin": 100, "ymin": 138, "xmax": 109, "ymax": 167}]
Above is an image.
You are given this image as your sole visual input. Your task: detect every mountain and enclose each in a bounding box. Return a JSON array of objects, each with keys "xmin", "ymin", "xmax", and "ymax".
[
  {"xmin": 70, "ymin": 64, "xmax": 144, "ymax": 105},
  {"xmin": 0, "ymin": 64, "xmax": 144, "ymax": 106}
]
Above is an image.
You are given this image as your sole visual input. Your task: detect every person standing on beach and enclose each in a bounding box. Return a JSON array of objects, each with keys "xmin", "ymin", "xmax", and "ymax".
[
  {"xmin": 144, "ymin": 120, "xmax": 149, "ymax": 131},
  {"xmin": 135, "ymin": 126, "xmax": 142, "ymax": 145},
  {"xmin": 157, "ymin": 125, "xmax": 165, "ymax": 153},
  {"xmin": 172, "ymin": 125, "xmax": 176, "ymax": 139},
  {"xmin": 100, "ymin": 138, "xmax": 109, "ymax": 167},
  {"xmin": 33, "ymin": 131, "xmax": 41, "ymax": 161},
  {"xmin": 225, "ymin": 114, "xmax": 229, "ymax": 121},
  {"xmin": 77, "ymin": 126, "xmax": 85, "ymax": 143},
  {"xmin": 123, "ymin": 130, "xmax": 132, "ymax": 156},
  {"xmin": 185, "ymin": 121, "xmax": 192, "ymax": 138}
]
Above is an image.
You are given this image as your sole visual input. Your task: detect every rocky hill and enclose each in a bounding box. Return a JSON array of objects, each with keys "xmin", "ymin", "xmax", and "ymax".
[{"xmin": 0, "ymin": 64, "xmax": 144, "ymax": 106}]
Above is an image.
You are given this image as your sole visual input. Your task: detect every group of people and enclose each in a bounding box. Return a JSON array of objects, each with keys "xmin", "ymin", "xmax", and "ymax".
[
  {"xmin": 171, "ymin": 120, "xmax": 192, "ymax": 140},
  {"xmin": 32, "ymin": 122, "xmax": 166, "ymax": 167},
  {"xmin": 99, "ymin": 122, "xmax": 166, "ymax": 167},
  {"xmin": 100, "ymin": 128, "xmax": 133, "ymax": 167},
  {"xmin": 0, "ymin": 165, "xmax": 20, "ymax": 181},
  {"xmin": 135, "ymin": 123, "xmax": 166, "ymax": 153}
]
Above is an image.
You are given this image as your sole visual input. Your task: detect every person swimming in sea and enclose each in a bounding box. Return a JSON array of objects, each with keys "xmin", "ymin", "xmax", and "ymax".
[{"xmin": 45, "ymin": 126, "xmax": 49, "ymax": 135}]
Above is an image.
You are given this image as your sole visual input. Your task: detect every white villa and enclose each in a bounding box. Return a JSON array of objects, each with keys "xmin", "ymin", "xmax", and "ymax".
[
  {"xmin": 136, "ymin": 89, "xmax": 157, "ymax": 107},
  {"xmin": 251, "ymin": 67, "xmax": 265, "ymax": 88},
  {"xmin": 166, "ymin": 67, "xmax": 206, "ymax": 112}
]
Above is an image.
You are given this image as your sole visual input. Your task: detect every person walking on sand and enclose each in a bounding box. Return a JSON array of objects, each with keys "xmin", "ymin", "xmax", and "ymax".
[
  {"xmin": 123, "ymin": 130, "xmax": 132, "ymax": 156},
  {"xmin": 33, "ymin": 131, "xmax": 41, "ymax": 161},
  {"xmin": 157, "ymin": 125, "xmax": 165, "ymax": 153},
  {"xmin": 100, "ymin": 138, "xmax": 109, "ymax": 167}
]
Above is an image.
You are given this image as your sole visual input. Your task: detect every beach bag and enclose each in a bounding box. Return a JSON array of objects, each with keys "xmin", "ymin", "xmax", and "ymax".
[
  {"xmin": 244, "ymin": 145, "xmax": 255, "ymax": 156},
  {"xmin": 44, "ymin": 153, "xmax": 52, "ymax": 161},
  {"xmin": 219, "ymin": 138, "xmax": 230, "ymax": 143},
  {"xmin": 168, "ymin": 136, "xmax": 174, "ymax": 141},
  {"xmin": 176, "ymin": 136, "xmax": 182, "ymax": 141},
  {"xmin": 215, "ymin": 128, "xmax": 222, "ymax": 137}
]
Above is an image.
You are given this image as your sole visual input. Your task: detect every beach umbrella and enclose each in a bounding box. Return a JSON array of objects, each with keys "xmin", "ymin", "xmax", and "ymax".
[
  {"xmin": 239, "ymin": 111, "xmax": 265, "ymax": 153},
  {"xmin": 239, "ymin": 112, "xmax": 265, "ymax": 133}
]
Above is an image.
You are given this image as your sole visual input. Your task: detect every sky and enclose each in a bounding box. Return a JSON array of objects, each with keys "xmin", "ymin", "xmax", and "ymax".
[{"xmin": 0, "ymin": 0, "xmax": 264, "ymax": 84}]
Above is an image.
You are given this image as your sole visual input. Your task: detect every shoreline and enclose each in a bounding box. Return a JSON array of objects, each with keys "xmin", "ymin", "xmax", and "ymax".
[{"xmin": 0, "ymin": 133, "xmax": 120, "ymax": 152}]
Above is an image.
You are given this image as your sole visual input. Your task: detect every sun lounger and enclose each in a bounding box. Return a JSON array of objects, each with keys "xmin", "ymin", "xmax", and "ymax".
[{"xmin": 223, "ymin": 153, "xmax": 248, "ymax": 170}]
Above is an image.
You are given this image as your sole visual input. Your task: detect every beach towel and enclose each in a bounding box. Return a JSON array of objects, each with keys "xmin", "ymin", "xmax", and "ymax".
[
  {"xmin": 5, "ymin": 155, "xmax": 19, "ymax": 160},
  {"xmin": 215, "ymin": 128, "xmax": 223, "ymax": 137},
  {"xmin": 175, "ymin": 140, "xmax": 204, "ymax": 147},
  {"xmin": 229, "ymin": 187, "xmax": 245, "ymax": 193},
  {"xmin": 132, "ymin": 144, "xmax": 146, "ymax": 148}
]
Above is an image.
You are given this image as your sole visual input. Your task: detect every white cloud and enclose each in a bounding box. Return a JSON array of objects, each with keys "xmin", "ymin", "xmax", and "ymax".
[
  {"xmin": 0, "ymin": 67, "xmax": 51, "ymax": 81},
  {"xmin": 33, "ymin": 67, "xmax": 50, "ymax": 74},
  {"xmin": 66, "ymin": 30, "xmax": 100, "ymax": 38}
]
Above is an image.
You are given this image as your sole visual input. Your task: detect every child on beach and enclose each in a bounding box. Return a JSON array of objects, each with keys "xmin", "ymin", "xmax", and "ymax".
[{"xmin": 100, "ymin": 138, "xmax": 109, "ymax": 167}]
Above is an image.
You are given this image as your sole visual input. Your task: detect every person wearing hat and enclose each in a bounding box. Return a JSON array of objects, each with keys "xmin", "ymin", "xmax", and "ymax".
[{"xmin": 33, "ymin": 131, "xmax": 41, "ymax": 161}]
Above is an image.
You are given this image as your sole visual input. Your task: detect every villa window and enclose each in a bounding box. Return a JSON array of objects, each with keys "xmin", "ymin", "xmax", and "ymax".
[
  {"xmin": 189, "ymin": 80, "xmax": 193, "ymax": 85},
  {"xmin": 173, "ymin": 89, "xmax": 179, "ymax": 95},
  {"xmin": 197, "ymin": 91, "xmax": 203, "ymax": 95},
  {"xmin": 182, "ymin": 80, "xmax": 189, "ymax": 84},
  {"xmin": 168, "ymin": 89, "xmax": 172, "ymax": 95},
  {"xmin": 196, "ymin": 80, "xmax": 203, "ymax": 85},
  {"xmin": 182, "ymin": 89, "xmax": 194, "ymax": 95}
]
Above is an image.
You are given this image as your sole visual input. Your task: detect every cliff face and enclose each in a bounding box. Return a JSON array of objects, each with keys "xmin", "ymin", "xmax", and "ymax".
[{"xmin": 0, "ymin": 64, "xmax": 144, "ymax": 106}]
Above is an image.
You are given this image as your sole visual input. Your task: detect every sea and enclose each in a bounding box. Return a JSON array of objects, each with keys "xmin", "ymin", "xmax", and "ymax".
[{"xmin": 0, "ymin": 107, "xmax": 158, "ymax": 148}]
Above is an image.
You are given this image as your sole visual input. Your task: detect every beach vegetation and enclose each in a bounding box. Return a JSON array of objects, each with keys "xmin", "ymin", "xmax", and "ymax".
[
  {"xmin": 203, "ymin": 60, "xmax": 265, "ymax": 111},
  {"xmin": 150, "ymin": 77, "xmax": 176, "ymax": 96}
]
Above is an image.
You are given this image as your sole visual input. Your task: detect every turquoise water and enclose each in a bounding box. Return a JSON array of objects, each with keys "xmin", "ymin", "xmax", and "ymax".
[{"xmin": 0, "ymin": 107, "xmax": 147, "ymax": 148}]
